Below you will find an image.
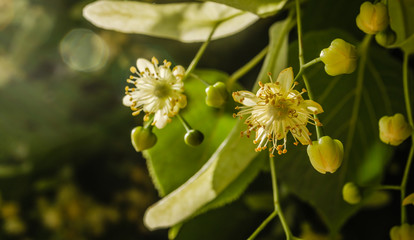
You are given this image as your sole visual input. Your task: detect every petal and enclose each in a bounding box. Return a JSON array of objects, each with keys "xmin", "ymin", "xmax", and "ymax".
[
  {"xmin": 122, "ymin": 95, "xmax": 133, "ymax": 107},
  {"xmin": 137, "ymin": 58, "xmax": 156, "ymax": 75},
  {"xmin": 276, "ymin": 67, "xmax": 293, "ymax": 92},
  {"xmin": 173, "ymin": 65, "xmax": 185, "ymax": 79},
  {"xmin": 159, "ymin": 66, "xmax": 172, "ymax": 80},
  {"xmin": 154, "ymin": 111, "xmax": 169, "ymax": 129},
  {"xmin": 232, "ymin": 91, "xmax": 259, "ymax": 106},
  {"xmin": 302, "ymin": 100, "xmax": 324, "ymax": 114}
]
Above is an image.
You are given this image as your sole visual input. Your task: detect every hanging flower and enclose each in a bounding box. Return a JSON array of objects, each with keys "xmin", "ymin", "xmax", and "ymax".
[
  {"xmin": 232, "ymin": 67, "xmax": 323, "ymax": 156},
  {"xmin": 123, "ymin": 57, "xmax": 187, "ymax": 129}
]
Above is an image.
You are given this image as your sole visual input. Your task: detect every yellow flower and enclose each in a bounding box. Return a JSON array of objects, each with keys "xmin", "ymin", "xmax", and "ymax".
[
  {"xmin": 356, "ymin": 2, "xmax": 389, "ymax": 35},
  {"xmin": 320, "ymin": 39, "xmax": 358, "ymax": 76},
  {"xmin": 307, "ymin": 136, "xmax": 343, "ymax": 174},
  {"xmin": 232, "ymin": 67, "xmax": 323, "ymax": 156},
  {"xmin": 123, "ymin": 57, "xmax": 187, "ymax": 129},
  {"xmin": 390, "ymin": 224, "xmax": 414, "ymax": 240},
  {"xmin": 379, "ymin": 113, "xmax": 412, "ymax": 146}
]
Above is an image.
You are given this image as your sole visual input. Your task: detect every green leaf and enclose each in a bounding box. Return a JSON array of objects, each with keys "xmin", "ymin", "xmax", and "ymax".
[
  {"xmin": 142, "ymin": 18, "xmax": 291, "ymax": 230},
  {"xmin": 144, "ymin": 69, "xmax": 233, "ymax": 197},
  {"xmin": 388, "ymin": 0, "xmax": 414, "ymax": 54},
  {"xmin": 82, "ymin": 1, "xmax": 259, "ymax": 43},
  {"xmin": 202, "ymin": 0, "xmax": 288, "ymax": 18},
  {"xmin": 278, "ymin": 29, "xmax": 404, "ymax": 233}
]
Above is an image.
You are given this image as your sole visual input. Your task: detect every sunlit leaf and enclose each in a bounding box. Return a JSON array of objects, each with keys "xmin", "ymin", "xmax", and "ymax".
[
  {"xmin": 203, "ymin": 0, "xmax": 288, "ymax": 18},
  {"xmin": 277, "ymin": 29, "xmax": 405, "ymax": 233},
  {"xmin": 83, "ymin": 1, "xmax": 259, "ymax": 43}
]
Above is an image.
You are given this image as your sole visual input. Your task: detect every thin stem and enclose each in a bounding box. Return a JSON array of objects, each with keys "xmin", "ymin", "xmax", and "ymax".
[
  {"xmin": 295, "ymin": 0, "xmax": 322, "ymax": 139},
  {"xmin": 293, "ymin": 57, "xmax": 322, "ymax": 82},
  {"xmin": 247, "ymin": 211, "xmax": 278, "ymax": 240},
  {"xmin": 270, "ymin": 156, "xmax": 294, "ymax": 240},
  {"xmin": 189, "ymin": 73, "xmax": 210, "ymax": 86},
  {"xmin": 344, "ymin": 34, "xmax": 372, "ymax": 159},
  {"xmin": 403, "ymin": 52, "xmax": 413, "ymax": 127},
  {"xmin": 373, "ymin": 185, "xmax": 401, "ymax": 191},
  {"xmin": 228, "ymin": 46, "xmax": 269, "ymax": 88},
  {"xmin": 401, "ymin": 51, "xmax": 414, "ymax": 224},
  {"xmin": 184, "ymin": 24, "xmax": 219, "ymax": 80},
  {"xmin": 177, "ymin": 113, "xmax": 192, "ymax": 132},
  {"xmin": 401, "ymin": 138, "xmax": 414, "ymax": 223},
  {"xmin": 295, "ymin": 0, "xmax": 305, "ymax": 67}
]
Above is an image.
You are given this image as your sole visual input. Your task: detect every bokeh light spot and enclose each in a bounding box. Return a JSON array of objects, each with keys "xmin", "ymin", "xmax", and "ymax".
[{"xmin": 59, "ymin": 28, "xmax": 109, "ymax": 72}]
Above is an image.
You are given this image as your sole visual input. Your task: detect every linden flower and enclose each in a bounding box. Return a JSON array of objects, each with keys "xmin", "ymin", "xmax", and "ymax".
[
  {"xmin": 123, "ymin": 57, "xmax": 187, "ymax": 129},
  {"xmin": 232, "ymin": 67, "xmax": 323, "ymax": 156}
]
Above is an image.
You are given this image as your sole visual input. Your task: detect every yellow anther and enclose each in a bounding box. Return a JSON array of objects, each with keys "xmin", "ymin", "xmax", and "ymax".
[
  {"xmin": 282, "ymin": 149, "xmax": 287, "ymax": 154},
  {"xmin": 151, "ymin": 57, "xmax": 159, "ymax": 65},
  {"xmin": 130, "ymin": 66, "xmax": 137, "ymax": 73}
]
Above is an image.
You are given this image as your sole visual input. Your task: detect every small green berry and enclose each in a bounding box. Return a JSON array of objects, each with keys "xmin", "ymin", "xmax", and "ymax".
[
  {"xmin": 184, "ymin": 129, "xmax": 204, "ymax": 147},
  {"xmin": 375, "ymin": 29, "xmax": 396, "ymax": 47},
  {"xmin": 205, "ymin": 82, "xmax": 228, "ymax": 108},
  {"xmin": 342, "ymin": 182, "xmax": 361, "ymax": 205},
  {"xmin": 131, "ymin": 126, "xmax": 157, "ymax": 152}
]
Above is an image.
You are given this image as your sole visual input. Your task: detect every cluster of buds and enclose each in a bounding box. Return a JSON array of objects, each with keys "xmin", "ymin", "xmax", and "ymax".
[{"xmin": 356, "ymin": 1, "xmax": 396, "ymax": 46}]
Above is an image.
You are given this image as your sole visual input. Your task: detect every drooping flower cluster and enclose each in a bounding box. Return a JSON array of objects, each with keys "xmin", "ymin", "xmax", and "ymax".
[
  {"xmin": 232, "ymin": 67, "xmax": 323, "ymax": 156},
  {"xmin": 123, "ymin": 57, "xmax": 187, "ymax": 129}
]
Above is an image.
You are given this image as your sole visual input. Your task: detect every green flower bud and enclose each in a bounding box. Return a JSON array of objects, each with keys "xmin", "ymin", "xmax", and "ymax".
[
  {"xmin": 375, "ymin": 29, "xmax": 396, "ymax": 47},
  {"xmin": 131, "ymin": 126, "xmax": 157, "ymax": 152},
  {"xmin": 342, "ymin": 182, "xmax": 361, "ymax": 205},
  {"xmin": 320, "ymin": 39, "xmax": 357, "ymax": 76},
  {"xmin": 379, "ymin": 113, "xmax": 412, "ymax": 146},
  {"xmin": 307, "ymin": 136, "xmax": 344, "ymax": 174},
  {"xmin": 390, "ymin": 224, "xmax": 414, "ymax": 240},
  {"xmin": 205, "ymin": 82, "xmax": 228, "ymax": 108},
  {"xmin": 356, "ymin": 2, "xmax": 389, "ymax": 35},
  {"xmin": 184, "ymin": 129, "xmax": 204, "ymax": 147}
]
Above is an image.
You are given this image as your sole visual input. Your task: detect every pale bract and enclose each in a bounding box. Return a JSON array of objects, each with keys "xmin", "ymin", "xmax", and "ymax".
[
  {"xmin": 83, "ymin": 1, "xmax": 259, "ymax": 42},
  {"xmin": 123, "ymin": 57, "xmax": 187, "ymax": 129}
]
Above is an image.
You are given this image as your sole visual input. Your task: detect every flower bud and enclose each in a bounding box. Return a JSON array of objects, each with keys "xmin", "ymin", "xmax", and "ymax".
[
  {"xmin": 184, "ymin": 129, "xmax": 204, "ymax": 147},
  {"xmin": 390, "ymin": 224, "xmax": 414, "ymax": 240},
  {"xmin": 379, "ymin": 113, "xmax": 412, "ymax": 146},
  {"xmin": 342, "ymin": 182, "xmax": 361, "ymax": 205},
  {"xmin": 307, "ymin": 136, "xmax": 344, "ymax": 174},
  {"xmin": 131, "ymin": 126, "xmax": 157, "ymax": 152},
  {"xmin": 205, "ymin": 82, "xmax": 228, "ymax": 108},
  {"xmin": 320, "ymin": 39, "xmax": 357, "ymax": 76},
  {"xmin": 356, "ymin": 2, "xmax": 389, "ymax": 35},
  {"xmin": 375, "ymin": 29, "xmax": 396, "ymax": 47}
]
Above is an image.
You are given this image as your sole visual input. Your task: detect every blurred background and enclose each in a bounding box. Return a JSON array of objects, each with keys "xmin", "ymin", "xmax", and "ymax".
[{"xmin": 0, "ymin": 0, "xmax": 412, "ymax": 239}]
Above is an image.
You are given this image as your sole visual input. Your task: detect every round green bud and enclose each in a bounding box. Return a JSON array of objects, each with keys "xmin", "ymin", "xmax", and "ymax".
[
  {"xmin": 131, "ymin": 126, "xmax": 157, "ymax": 152},
  {"xmin": 307, "ymin": 136, "xmax": 344, "ymax": 174},
  {"xmin": 390, "ymin": 224, "xmax": 414, "ymax": 240},
  {"xmin": 342, "ymin": 182, "xmax": 361, "ymax": 205},
  {"xmin": 379, "ymin": 113, "xmax": 412, "ymax": 146},
  {"xmin": 375, "ymin": 29, "xmax": 396, "ymax": 47},
  {"xmin": 356, "ymin": 2, "xmax": 389, "ymax": 35},
  {"xmin": 320, "ymin": 39, "xmax": 358, "ymax": 76},
  {"xmin": 184, "ymin": 129, "xmax": 204, "ymax": 147},
  {"xmin": 205, "ymin": 82, "xmax": 228, "ymax": 108}
]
